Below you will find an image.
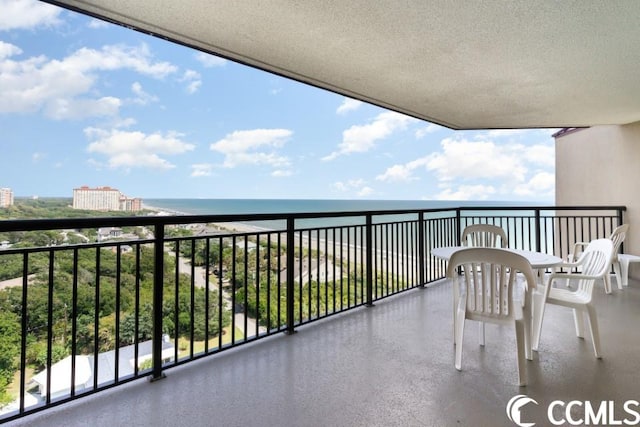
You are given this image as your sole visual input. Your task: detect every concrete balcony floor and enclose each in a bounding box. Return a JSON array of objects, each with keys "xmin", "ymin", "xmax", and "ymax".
[{"xmin": 7, "ymin": 277, "xmax": 640, "ymax": 427}]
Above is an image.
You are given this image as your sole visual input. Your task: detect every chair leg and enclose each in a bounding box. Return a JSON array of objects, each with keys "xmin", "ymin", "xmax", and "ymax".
[
  {"xmin": 603, "ymin": 274, "xmax": 612, "ymax": 294},
  {"xmin": 479, "ymin": 322, "xmax": 485, "ymax": 346},
  {"xmin": 454, "ymin": 310, "xmax": 466, "ymax": 370},
  {"xmin": 531, "ymin": 291, "xmax": 546, "ymax": 351},
  {"xmin": 613, "ymin": 261, "xmax": 623, "ymax": 290},
  {"xmin": 523, "ymin": 312, "xmax": 532, "ymax": 361},
  {"xmin": 453, "ymin": 280, "xmax": 460, "ymax": 345},
  {"xmin": 620, "ymin": 258, "xmax": 630, "ymax": 287},
  {"xmin": 573, "ymin": 308, "xmax": 585, "ymax": 338},
  {"xmin": 585, "ymin": 305, "xmax": 602, "ymax": 358},
  {"xmin": 515, "ymin": 320, "xmax": 527, "ymax": 386}
]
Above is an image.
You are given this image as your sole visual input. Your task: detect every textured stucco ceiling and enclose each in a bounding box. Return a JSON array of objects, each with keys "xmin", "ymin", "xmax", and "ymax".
[{"xmin": 47, "ymin": 0, "xmax": 640, "ymax": 129}]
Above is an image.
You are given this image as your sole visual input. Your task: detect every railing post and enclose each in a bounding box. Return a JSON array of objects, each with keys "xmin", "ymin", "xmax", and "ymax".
[
  {"xmin": 418, "ymin": 212, "xmax": 425, "ymax": 287},
  {"xmin": 534, "ymin": 208, "xmax": 542, "ymax": 253},
  {"xmin": 617, "ymin": 207, "xmax": 624, "ymax": 226},
  {"xmin": 151, "ymin": 222, "xmax": 166, "ymax": 381},
  {"xmin": 285, "ymin": 217, "xmax": 296, "ymax": 334},
  {"xmin": 365, "ymin": 214, "xmax": 374, "ymax": 305},
  {"xmin": 618, "ymin": 207, "xmax": 625, "ymax": 253},
  {"xmin": 455, "ymin": 208, "xmax": 462, "ymax": 246}
]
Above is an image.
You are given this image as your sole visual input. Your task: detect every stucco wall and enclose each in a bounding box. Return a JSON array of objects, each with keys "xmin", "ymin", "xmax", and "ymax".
[{"xmin": 555, "ymin": 121, "xmax": 640, "ymax": 280}]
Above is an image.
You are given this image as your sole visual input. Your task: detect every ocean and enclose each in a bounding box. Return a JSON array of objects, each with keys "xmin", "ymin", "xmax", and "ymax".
[
  {"xmin": 143, "ymin": 198, "xmax": 533, "ymax": 215},
  {"xmin": 143, "ymin": 198, "xmax": 539, "ymax": 231},
  {"xmin": 144, "ymin": 198, "xmax": 469, "ymax": 215}
]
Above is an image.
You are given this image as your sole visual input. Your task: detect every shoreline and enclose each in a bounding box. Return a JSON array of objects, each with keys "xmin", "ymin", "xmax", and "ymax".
[{"xmin": 143, "ymin": 203, "xmax": 275, "ymax": 234}]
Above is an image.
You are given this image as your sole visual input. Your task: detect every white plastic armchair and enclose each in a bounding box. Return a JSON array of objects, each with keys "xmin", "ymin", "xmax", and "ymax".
[
  {"xmin": 461, "ymin": 224, "xmax": 507, "ymax": 248},
  {"xmin": 567, "ymin": 224, "xmax": 628, "ymax": 293},
  {"xmin": 532, "ymin": 238, "xmax": 614, "ymax": 358},
  {"xmin": 446, "ymin": 247, "xmax": 536, "ymax": 386},
  {"xmin": 460, "ymin": 224, "xmax": 508, "ymax": 343}
]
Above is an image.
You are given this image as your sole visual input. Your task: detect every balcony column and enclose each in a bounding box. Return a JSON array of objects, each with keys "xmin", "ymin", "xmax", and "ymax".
[
  {"xmin": 418, "ymin": 212, "xmax": 425, "ymax": 287},
  {"xmin": 151, "ymin": 222, "xmax": 166, "ymax": 381},
  {"xmin": 366, "ymin": 214, "xmax": 374, "ymax": 306},
  {"xmin": 285, "ymin": 217, "xmax": 296, "ymax": 335}
]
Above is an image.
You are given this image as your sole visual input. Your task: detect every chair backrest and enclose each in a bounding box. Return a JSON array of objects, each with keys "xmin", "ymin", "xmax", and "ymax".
[
  {"xmin": 609, "ymin": 224, "xmax": 629, "ymax": 257},
  {"xmin": 446, "ymin": 248, "xmax": 536, "ymax": 320},
  {"xmin": 574, "ymin": 238, "xmax": 614, "ymax": 295},
  {"xmin": 461, "ymin": 224, "xmax": 507, "ymax": 248}
]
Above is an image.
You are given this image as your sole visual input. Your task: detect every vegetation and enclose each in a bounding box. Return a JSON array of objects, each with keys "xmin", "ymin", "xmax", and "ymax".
[
  {"xmin": 0, "ymin": 198, "xmax": 403, "ymax": 407},
  {"xmin": 0, "ymin": 198, "xmax": 151, "ymax": 221},
  {"xmin": 0, "ymin": 199, "xmax": 232, "ymax": 404}
]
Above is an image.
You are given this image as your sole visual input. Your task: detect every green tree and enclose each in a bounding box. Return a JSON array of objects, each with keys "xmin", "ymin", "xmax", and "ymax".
[{"xmin": 0, "ymin": 312, "xmax": 20, "ymax": 384}]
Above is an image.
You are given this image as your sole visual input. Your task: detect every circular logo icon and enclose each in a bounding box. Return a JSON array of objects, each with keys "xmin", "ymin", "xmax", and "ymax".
[{"xmin": 506, "ymin": 394, "xmax": 538, "ymax": 427}]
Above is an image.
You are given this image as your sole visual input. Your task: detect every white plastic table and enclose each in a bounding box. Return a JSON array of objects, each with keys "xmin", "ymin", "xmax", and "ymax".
[
  {"xmin": 618, "ymin": 254, "xmax": 640, "ymax": 287},
  {"xmin": 432, "ymin": 246, "xmax": 563, "ymax": 271}
]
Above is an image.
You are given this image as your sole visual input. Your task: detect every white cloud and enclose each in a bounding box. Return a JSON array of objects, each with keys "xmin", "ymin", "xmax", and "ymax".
[
  {"xmin": 323, "ymin": 111, "xmax": 417, "ymax": 160},
  {"xmin": 425, "ymin": 138, "xmax": 527, "ymax": 182},
  {"xmin": 332, "ymin": 179, "xmax": 371, "ymax": 196},
  {"xmin": 32, "ymin": 152, "xmax": 45, "ymax": 163},
  {"xmin": 0, "ymin": 41, "xmax": 22, "ymax": 59},
  {"xmin": 332, "ymin": 182, "xmax": 348, "ymax": 192},
  {"xmin": 424, "ymin": 138, "xmax": 555, "ymax": 189},
  {"xmin": 186, "ymin": 80, "xmax": 201, "ymax": 94},
  {"xmin": 85, "ymin": 128, "xmax": 195, "ymax": 170},
  {"xmin": 357, "ymin": 186, "xmax": 374, "ymax": 197},
  {"xmin": 45, "ymin": 96, "xmax": 121, "ymax": 120},
  {"xmin": 375, "ymin": 135, "xmax": 555, "ymax": 201},
  {"xmin": 433, "ymin": 184, "xmax": 497, "ymax": 201},
  {"xmin": 376, "ymin": 164, "xmax": 414, "ymax": 182},
  {"xmin": 525, "ymin": 144, "xmax": 555, "ymax": 168},
  {"xmin": 131, "ymin": 82, "xmax": 158, "ymax": 105},
  {"xmin": 272, "ymin": 169, "xmax": 293, "ymax": 177},
  {"xmin": 376, "ymin": 158, "xmax": 429, "ymax": 183},
  {"xmin": 68, "ymin": 44, "xmax": 177, "ymax": 78},
  {"xmin": 0, "ymin": 0, "xmax": 62, "ymax": 31},
  {"xmin": 195, "ymin": 52, "xmax": 227, "ymax": 68},
  {"xmin": 87, "ymin": 19, "xmax": 109, "ymax": 29},
  {"xmin": 512, "ymin": 171, "xmax": 555, "ymax": 198},
  {"xmin": 415, "ymin": 124, "xmax": 441, "ymax": 138},
  {"xmin": 210, "ymin": 128, "xmax": 292, "ymax": 169},
  {"xmin": 336, "ymin": 98, "xmax": 363, "ymax": 115},
  {"xmin": 179, "ymin": 69, "xmax": 202, "ymax": 94},
  {"xmin": 112, "ymin": 117, "xmax": 137, "ymax": 128},
  {"xmin": 0, "ymin": 42, "xmax": 177, "ymax": 119},
  {"xmin": 191, "ymin": 163, "xmax": 214, "ymax": 177}
]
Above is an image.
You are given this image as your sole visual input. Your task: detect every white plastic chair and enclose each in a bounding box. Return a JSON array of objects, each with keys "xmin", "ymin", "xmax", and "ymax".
[
  {"xmin": 446, "ymin": 247, "xmax": 536, "ymax": 386},
  {"xmin": 461, "ymin": 223, "xmax": 507, "ymax": 248},
  {"xmin": 567, "ymin": 224, "xmax": 628, "ymax": 293},
  {"xmin": 460, "ymin": 224, "xmax": 508, "ymax": 344},
  {"xmin": 532, "ymin": 238, "xmax": 613, "ymax": 358}
]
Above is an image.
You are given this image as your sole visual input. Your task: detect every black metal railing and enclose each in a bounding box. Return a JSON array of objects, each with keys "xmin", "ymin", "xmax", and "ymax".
[{"xmin": 0, "ymin": 205, "xmax": 625, "ymax": 422}]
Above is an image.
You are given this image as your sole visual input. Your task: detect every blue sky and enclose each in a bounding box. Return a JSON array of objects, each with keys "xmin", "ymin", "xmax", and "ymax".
[{"xmin": 0, "ymin": 0, "xmax": 556, "ymax": 201}]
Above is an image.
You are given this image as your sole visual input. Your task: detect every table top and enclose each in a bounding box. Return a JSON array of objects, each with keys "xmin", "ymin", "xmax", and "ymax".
[{"xmin": 432, "ymin": 246, "xmax": 563, "ymax": 269}]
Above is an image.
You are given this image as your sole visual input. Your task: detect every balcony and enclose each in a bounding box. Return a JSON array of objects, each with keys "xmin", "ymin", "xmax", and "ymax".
[{"xmin": 1, "ymin": 205, "xmax": 638, "ymax": 426}]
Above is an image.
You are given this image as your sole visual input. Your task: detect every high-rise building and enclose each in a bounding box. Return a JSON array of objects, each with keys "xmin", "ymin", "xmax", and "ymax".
[
  {"xmin": 119, "ymin": 196, "xmax": 142, "ymax": 212},
  {"xmin": 0, "ymin": 188, "xmax": 14, "ymax": 208},
  {"xmin": 73, "ymin": 186, "xmax": 142, "ymax": 212}
]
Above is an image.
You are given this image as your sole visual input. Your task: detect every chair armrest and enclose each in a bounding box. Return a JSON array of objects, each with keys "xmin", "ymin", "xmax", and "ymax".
[
  {"xmin": 546, "ymin": 272, "xmax": 603, "ymax": 287},
  {"xmin": 567, "ymin": 242, "xmax": 589, "ymax": 262},
  {"xmin": 554, "ymin": 261, "xmax": 581, "ymax": 270}
]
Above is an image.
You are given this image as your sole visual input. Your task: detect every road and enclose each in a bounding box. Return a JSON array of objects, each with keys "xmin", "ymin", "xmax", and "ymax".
[{"xmin": 168, "ymin": 250, "xmax": 266, "ymax": 337}]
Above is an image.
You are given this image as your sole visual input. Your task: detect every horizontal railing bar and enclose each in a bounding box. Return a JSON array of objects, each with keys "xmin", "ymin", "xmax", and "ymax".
[{"xmin": 0, "ymin": 205, "xmax": 626, "ymax": 232}]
